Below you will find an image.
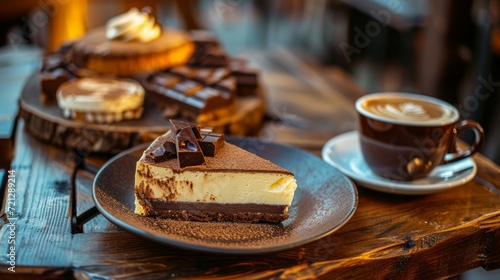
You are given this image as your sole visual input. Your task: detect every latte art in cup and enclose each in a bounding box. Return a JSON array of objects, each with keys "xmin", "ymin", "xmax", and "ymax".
[
  {"xmin": 373, "ymin": 102, "xmax": 431, "ymax": 122},
  {"xmin": 355, "ymin": 92, "xmax": 484, "ymax": 181},
  {"xmin": 357, "ymin": 94, "xmax": 458, "ymax": 126}
]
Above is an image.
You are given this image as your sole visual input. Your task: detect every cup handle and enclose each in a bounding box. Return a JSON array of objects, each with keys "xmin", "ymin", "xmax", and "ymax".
[{"xmin": 443, "ymin": 120, "xmax": 485, "ymax": 164}]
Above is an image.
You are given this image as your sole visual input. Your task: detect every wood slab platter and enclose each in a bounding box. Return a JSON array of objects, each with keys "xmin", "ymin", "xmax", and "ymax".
[{"xmin": 19, "ymin": 72, "xmax": 265, "ymax": 154}]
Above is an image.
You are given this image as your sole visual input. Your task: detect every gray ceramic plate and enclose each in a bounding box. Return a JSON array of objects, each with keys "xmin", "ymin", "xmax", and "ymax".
[{"xmin": 93, "ymin": 138, "xmax": 358, "ymax": 254}]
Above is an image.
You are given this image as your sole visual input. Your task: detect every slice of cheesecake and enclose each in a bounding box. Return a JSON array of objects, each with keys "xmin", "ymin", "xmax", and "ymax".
[{"xmin": 134, "ymin": 121, "xmax": 297, "ymax": 223}]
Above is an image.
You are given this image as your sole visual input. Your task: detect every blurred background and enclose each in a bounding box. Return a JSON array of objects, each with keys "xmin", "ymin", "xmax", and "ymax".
[
  {"xmin": 2, "ymin": 0, "xmax": 499, "ymax": 165},
  {"xmin": 0, "ymin": 0, "xmax": 499, "ymax": 278}
]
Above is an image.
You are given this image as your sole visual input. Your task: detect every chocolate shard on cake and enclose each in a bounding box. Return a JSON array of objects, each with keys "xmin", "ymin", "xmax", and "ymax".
[
  {"xmin": 148, "ymin": 133, "xmax": 176, "ymax": 163},
  {"xmin": 170, "ymin": 119, "xmax": 202, "ymax": 138},
  {"xmin": 163, "ymin": 139, "xmax": 177, "ymax": 157},
  {"xmin": 149, "ymin": 144, "xmax": 169, "ymax": 163},
  {"xmin": 148, "ymin": 121, "xmax": 223, "ymax": 162},
  {"xmin": 134, "ymin": 120, "xmax": 297, "ymax": 223},
  {"xmin": 175, "ymin": 127, "xmax": 206, "ymax": 167},
  {"xmin": 198, "ymin": 130, "xmax": 224, "ymax": 157}
]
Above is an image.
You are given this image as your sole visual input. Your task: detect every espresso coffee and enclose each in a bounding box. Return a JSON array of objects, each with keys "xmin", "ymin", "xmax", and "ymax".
[
  {"xmin": 358, "ymin": 95, "xmax": 458, "ymax": 125},
  {"xmin": 355, "ymin": 92, "xmax": 484, "ymax": 181}
]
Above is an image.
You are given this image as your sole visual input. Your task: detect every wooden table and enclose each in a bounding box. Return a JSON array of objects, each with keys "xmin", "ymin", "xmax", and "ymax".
[{"xmin": 1, "ymin": 48, "xmax": 500, "ymax": 279}]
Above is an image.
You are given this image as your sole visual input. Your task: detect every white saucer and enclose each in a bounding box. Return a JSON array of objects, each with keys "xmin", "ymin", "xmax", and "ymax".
[{"xmin": 321, "ymin": 131, "xmax": 477, "ymax": 195}]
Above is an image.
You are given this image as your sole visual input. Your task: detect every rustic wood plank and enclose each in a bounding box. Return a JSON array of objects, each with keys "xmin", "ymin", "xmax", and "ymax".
[
  {"xmin": 74, "ymin": 167, "xmax": 119, "ymax": 233},
  {"xmin": 67, "ymin": 158, "xmax": 500, "ymax": 279},
  {"xmin": 0, "ymin": 120, "xmax": 73, "ymax": 268},
  {"xmin": 71, "ymin": 231, "xmax": 317, "ymax": 279},
  {"xmin": 0, "ymin": 46, "xmax": 40, "ymax": 170}
]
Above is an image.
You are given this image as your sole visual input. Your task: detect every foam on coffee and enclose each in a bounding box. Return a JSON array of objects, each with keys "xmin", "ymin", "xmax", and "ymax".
[{"xmin": 356, "ymin": 93, "xmax": 458, "ymax": 126}]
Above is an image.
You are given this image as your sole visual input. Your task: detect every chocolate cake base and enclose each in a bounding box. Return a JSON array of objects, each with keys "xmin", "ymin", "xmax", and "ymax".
[{"xmin": 141, "ymin": 199, "xmax": 289, "ymax": 223}]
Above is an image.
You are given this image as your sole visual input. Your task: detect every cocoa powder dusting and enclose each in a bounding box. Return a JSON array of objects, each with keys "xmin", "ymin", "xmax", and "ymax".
[
  {"xmin": 96, "ymin": 187, "xmax": 295, "ymax": 247},
  {"xmin": 140, "ymin": 131, "xmax": 293, "ymax": 175}
]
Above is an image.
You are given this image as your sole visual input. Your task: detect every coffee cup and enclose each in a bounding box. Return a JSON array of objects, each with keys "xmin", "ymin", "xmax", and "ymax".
[{"xmin": 355, "ymin": 92, "xmax": 484, "ymax": 181}]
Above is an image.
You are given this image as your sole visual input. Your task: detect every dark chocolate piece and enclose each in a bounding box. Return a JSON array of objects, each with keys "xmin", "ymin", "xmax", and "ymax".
[
  {"xmin": 170, "ymin": 66, "xmax": 197, "ymax": 78},
  {"xmin": 41, "ymin": 55, "xmax": 66, "ymax": 72},
  {"xmin": 186, "ymin": 30, "xmax": 228, "ymax": 68},
  {"xmin": 231, "ymin": 64, "xmax": 258, "ymax": 97},
  {"xmin": 199, "ymin": 131, "xmax": 225, "ymax": 157},
  {"xmin": 148, "ymin": 133, "xmax": 177, "ymax": 163},
  {"xmin": 214, "ymin": 77, "xmax": 236, "ymax": 100},
  {"xmin": 145, "ymin": 83, "xmax": 192, "ymax": 115},
  {"xmin": 40, "ymin": 68, "xmax": 74, "ymax": 103},
  {"xmin": 186, "ymin": 50, "xmax": 205, "ymax": 67},
  {"xmin": 182, "ymin": 97, "xmax": 205, "ymax": 113},
  {"xmin": 42, "ymin": 43, "xmax": 74, "ymax": 71},
  {"xmin": 190, "ymin": 30, "xmax": 221, "ymax": 49},
  {"xmin": 173, "ymin": 80, "xmax": 202, "ymax": 96},
  {"xmin": 64, "ymin": 62, "xmax": 98, "ymax": 78},
  {"xmin": 152, "ymin": 73, "xmax": 182, "ymax": 88},
  {"xmin": 194, "ymin": 87, "xmax": 224, "ymax": 100},
  {"xmin": 176, "ymin": 127, "xmax": 206, "ymax": 167},
  {"xmin": 207, "ymin": 68, "xmax": 230, "ymax": 85},
  {"xmin": 198, "ymin": 48, "xmax": 228, "ymax": 67},
  {"xmin": 55, "ymin": 41, "xmax": 75, "ymax": 56},
  {"xmin": 169, "ymin": 119, "xmax": 201, "ymax": 139},
  {"xmin": 193, "ymin": 87, "xmax": 232, "ymax": 109},
  {"xmin": 162, "ymin": 138, "xmax": 177, "ymax": 158},
  {"xmin": 162, "ymin": 104, "xmax": 180, "ymax": 118},
  {"xmin": 140, "ymin": 41, "xmax": 264, "ymax": 121},
  {"xmin": 145, "ymin": 73, "xmax": 233, "ymax": 116},
  {"xmin": 148, "ymin": 144, "xmax": 170, "ymax": 163},
  {"xmin": 193, "ymin": 67, "xmax": 230, "ymax": 86},
  {"xmin": 144, "ymin": 199, "xmax": 289, "ymax": 223},
  {"xmin": 192, "ymin": 68, "xmax": 214, "ymax": 84}
]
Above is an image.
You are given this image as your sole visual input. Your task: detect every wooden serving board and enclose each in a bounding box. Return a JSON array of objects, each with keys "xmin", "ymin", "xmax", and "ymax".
[{"xmin": 19, "ymin": 72, "xmax": 264, "ymax": 154}]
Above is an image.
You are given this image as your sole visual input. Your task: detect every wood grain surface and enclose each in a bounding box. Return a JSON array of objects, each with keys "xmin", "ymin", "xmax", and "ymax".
[{"xmin": 1, "ymin": 118, "xmax": 500, "ymax": 279}]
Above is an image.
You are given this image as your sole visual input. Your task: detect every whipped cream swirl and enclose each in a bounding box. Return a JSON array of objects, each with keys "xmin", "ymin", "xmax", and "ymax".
[
  {"xmin": 106, "ymin": 7, "xmax": 161, "ymax": 43},
  {"xmin": 373, "ymin": 102, "xmax": 434, "ymax": 122}
]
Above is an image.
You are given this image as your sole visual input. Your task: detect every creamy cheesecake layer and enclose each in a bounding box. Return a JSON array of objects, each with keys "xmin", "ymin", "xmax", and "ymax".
[
  {"xmin": 134, "ymin": 130, "xmax": 297, "ymax": 221},
  {"xmin": 134, "ymin": 162, "xmax": 296, "ymax": 215}
]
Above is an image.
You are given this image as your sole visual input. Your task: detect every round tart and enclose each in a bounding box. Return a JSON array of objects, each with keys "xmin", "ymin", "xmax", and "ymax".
[
  {"xmin": 56, "ymin": 77, "xmax": 145, "ymax": 123},
  {"xmin": 71, "ymin": 8, "xmax": 194, "ymax": 76}
]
